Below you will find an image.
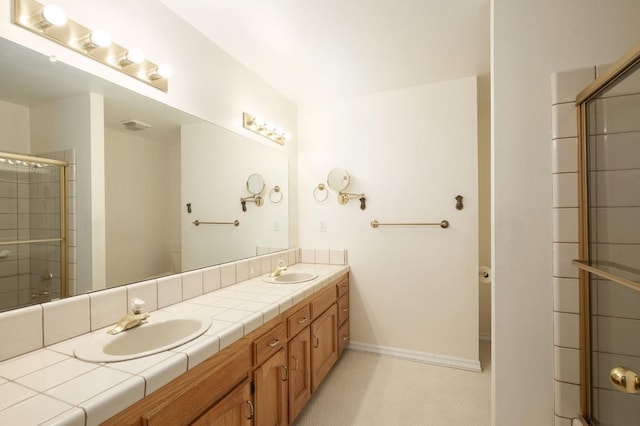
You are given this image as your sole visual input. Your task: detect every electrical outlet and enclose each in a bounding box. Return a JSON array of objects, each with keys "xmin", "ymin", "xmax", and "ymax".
[
  {"xmin": 319, "ymin": 220, "xmax": 326, "ymax": 232},
  {"xmin": 273, "ymin": 220, "xmax": 280, "ymax": 231}
]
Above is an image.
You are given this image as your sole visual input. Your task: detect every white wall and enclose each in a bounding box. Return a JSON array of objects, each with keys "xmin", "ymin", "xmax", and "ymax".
[
  {"xmin": 0, "ymin": 0, "xmax": 298, "ymax": 247},
  {"xmin": 0, "ymin": 100, "xmax": 30, "ymax": 153},
  {"xmin": 30, "ymin": 93, "xmax": 104, "ymax": 294},
  {"xmin": 104, "ymin": 127, "xmax": 175, "ymax": 286},
  {"xmin": 299, "ymin": 77, "xmax": 479, "ymax": 366},
  {"xmin": 492, "ymin": 0, "xmax": 640, "ymax": 423}
]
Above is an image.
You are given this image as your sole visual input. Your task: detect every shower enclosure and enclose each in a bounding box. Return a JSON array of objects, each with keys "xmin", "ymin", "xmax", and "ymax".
[
  {"xmin": 574, "ymin": 45, "xmax": 640, "ymax": 425},
  {"xmin": 0, "ymin": 152, "xmax": 67, "ymax": 312}
]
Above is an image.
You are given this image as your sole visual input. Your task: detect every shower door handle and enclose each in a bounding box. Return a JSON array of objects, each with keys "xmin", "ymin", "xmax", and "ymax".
[{"xmin": 610, "ymin": 367, "xmax": 640, "ymax": 393}]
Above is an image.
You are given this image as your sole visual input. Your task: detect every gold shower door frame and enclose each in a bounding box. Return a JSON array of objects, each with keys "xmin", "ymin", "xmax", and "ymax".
[
  {"xmin": 574, "ymin": 42, "xmax": 640, "ymax": 423},
  {"xmin": 0, "ymin": 151, "xmax": 68, "ymax": 300}
]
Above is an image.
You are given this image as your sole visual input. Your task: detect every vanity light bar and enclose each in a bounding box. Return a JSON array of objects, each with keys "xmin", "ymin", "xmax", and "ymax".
[
  {"xmin": 243, "ymin": 112, "xmax": 291, "ymax": 145},
  {"xmin": 12, "ymin": 0, "xmax": 171, "ymax": 92}
]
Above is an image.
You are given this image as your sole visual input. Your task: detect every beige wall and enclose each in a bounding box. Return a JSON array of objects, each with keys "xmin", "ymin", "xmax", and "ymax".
[
  {"xmin": 299, "ymin": 76, "xmax": 480, "ymax": 368},
  {"xmin": 492, "ymin": 0, "xmax": 640, "ymax": 424}
]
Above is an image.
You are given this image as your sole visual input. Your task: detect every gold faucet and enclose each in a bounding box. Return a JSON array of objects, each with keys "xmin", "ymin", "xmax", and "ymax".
[
  {"xmin": 107, "ymin": 298, "xmax": 150, "ymax": 335},
  {"xmin": 269, "ymin": 259, "xmax": 288, "ymax": 277}
]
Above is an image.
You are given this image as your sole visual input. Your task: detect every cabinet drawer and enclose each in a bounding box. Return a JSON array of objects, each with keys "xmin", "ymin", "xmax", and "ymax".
[
  {"xmin": 288, "ymin": 304, "xmax": 311, "ymax": 338},
  {"xmin": 337, "ymin": 293, "xmax": 349, "ymax": 326},
  {"xmin": 254, "ymin": 323, "xmax": 286, "ymax": 367},
  {"xmin": 311, "ymin": 285, "xmax": 336, "ymax": 319},
  {"xmin": 336, "ymin": 277, "xmax": 349, "ymax": 298},
  {"xmin": 338, "ymin": 320, "xmax": 349, "ymax": 357}
]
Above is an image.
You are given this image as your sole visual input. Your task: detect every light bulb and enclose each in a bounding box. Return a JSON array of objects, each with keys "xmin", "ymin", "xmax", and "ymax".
[
  {"xmin": 119, "ymin": 48, "xmax": 145, "ymax": 66},
  {"xmin": 89, "ymin": 30, "xmax": 111, "ymax": 48},
  {"xmin": 81, "ymin": 29, "xmax": 111, "ymax": 50},
  {"xmin": 265, "ymin": 122, "xmax": 276, "ymax": 132},
  {"xmin": 275, "ymin": 127, "xmax": 285, "ymax": 136},
  {"xmin": 42, "ymin": 5, "xmax": 67, "ymax": 27},
  {"xmin": 253, "ymin": 116, "xmax": 266, "ymax": 127},
  {"xmin": 284, "ymin": 132, "xmax": 292, "ymax": 140},
  {"xmin": 149, "ymin": 64, "xmax": 173, "ymax": 80}
]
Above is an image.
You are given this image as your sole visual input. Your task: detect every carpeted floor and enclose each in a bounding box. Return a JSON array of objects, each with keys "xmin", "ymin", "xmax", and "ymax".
[{"xmin": 293, "ymin": 341, "xmax": 491, "ymax": 426}]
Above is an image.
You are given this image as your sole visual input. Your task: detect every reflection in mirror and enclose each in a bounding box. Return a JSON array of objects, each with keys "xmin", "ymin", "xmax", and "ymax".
[
  {"xmin": 327, "ymin": 168, "xmax": 351, "ymax": 192},
  {"xmin": 0, "ymin": 36, "xmax": 289, "ymax": 311}
]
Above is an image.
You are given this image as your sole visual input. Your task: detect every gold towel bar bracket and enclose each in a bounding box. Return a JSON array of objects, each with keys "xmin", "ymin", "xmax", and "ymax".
[
  {"xmin": 193, "ymin": 220, "xmax": 240, "ymax": 227},
  {"xmin": 370, "ymin": 220, "xmax": 449, "ymax": 229}
]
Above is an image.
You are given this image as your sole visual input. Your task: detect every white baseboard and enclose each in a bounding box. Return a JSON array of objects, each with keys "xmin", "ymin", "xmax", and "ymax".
[{"xmin": 348, "ymin": 341, "xmax": 482, "ymax": 372}]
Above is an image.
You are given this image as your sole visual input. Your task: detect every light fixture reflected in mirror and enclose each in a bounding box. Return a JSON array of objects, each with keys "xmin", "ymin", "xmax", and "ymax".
[
  {"xmin": 31, "ymin": 4, "xmax": 67, "ymax": 29},
  {"xmin": 118, "ymin": 48, "xmax": 145, "ymax": 67},
  {"xmin": 148, "ymin": 64, "xmax": 173, "ymax": 80},
  {"xmin": 79, "ymin": 29, "xmax": 111, "ymax": 51},
  {"xmin": 243, "ymin": 112, "xmax": 291, "ymax": 145}
]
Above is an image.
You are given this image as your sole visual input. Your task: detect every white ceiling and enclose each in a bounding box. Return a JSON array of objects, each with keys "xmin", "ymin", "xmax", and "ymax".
[{"xmin": 160, "ymin": 0, "xmax": 490, "ymax": 105}]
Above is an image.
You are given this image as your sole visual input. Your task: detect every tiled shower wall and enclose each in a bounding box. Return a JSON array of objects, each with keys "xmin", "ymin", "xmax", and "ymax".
[
  {"xmin": 552, "ymin": 64, "xmax": 640, "ymax": 425},
  {"xmin": 0, "ymin": 149, "xmax": 76, "ymax": 311}
]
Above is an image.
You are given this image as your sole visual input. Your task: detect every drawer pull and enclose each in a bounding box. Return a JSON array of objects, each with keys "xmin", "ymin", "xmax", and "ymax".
[
  {"xmin": 313, "ymin": 335, "xmax": 320, "ymax": 348},
  {"xmin": 342, "ymin": 307, "xmax": 349, "ymax": 312},
  {"xmin": 267, "ymin": 339, "xmax": 280, "ymax": 348},
  {"xmin": 282, "ymin": 365, "xmax": 289, "ymax": 381},
  {"xmin": 342, "ymin": 335, "xmax": 349, "ymax": 341},
  {"xmin": 246, "ymin": 400, "xmax": 254, "ymax": 419},
  {"xmin": 297, "ymin": 317, "xmax": 308, "ymax": 324}
]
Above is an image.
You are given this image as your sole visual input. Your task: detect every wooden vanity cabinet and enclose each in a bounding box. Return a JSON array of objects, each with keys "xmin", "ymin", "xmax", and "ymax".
[
  {"xmin": 310, "ymin": 303, "xmax": 338, "ymax": 392},
  {"xmin": 287, "ymin": 327, "xmax": 311, "ymax": 422},
  {"xmin": 191, "ymin": 378, "xmax": 253, "ymax": 426},
  {"xmin": 253, "ymin": 348, "xmax": 288, "ymax": 426}
]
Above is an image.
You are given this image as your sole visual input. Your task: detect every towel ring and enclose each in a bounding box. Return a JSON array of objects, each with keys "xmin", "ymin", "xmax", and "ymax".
[
  {"xmin": 313, "ymin": 183, "xmax": 329, "ymax": 202},
  {"xmin": 269, "ymin": 186, "xmax": 283, "ymax": 203}
]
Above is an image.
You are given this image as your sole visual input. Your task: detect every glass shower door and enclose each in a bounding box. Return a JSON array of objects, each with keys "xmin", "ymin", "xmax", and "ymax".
[{"xmin": 578, "ymin": 59, "xmax": 640, "ymax": 425}]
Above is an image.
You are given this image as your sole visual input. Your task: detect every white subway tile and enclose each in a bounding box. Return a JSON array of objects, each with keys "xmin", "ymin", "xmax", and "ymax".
[
  {"xmin": 553, "ymin": 208, "xmax": 578, "ymax": 243},
  {"xmin": 181, "ymin": 270, "xmax": 203, "ymax": 301},
  {"xmin": 554, "ymin": 346, "xmax": 580, "ymax": 384},
  {"xmin": 554, "ymin": 381, "xmax": 580, "ymax": 419},
  {"xmin": 330, "ymin": 249, "xmax": 346, "ymax": 265},
  {"xmin": 43, "ymin": 295, "xmax": 90, "ymax": 346},
  {"xmin": 0, "ymin": 304, "xmax": 42, "ymax": 361},
  {"xmin": 593, "ymin": 94, "xmax": 640, "ymax": 134},
  {"xmin": 220, "ymin": 263, "xmax": 236, "ymax": 288},
  {"xmin": 553, "ymin": 243, "xmax": 579, "ymax": 279},
  {"xmin": 590, "ymin": 133, "xmax": 640, "ymax": 171},
  {"xmin": 554, "ymin": 312, "xmax": 579, "ymax": 349},
  {"xmin": 551, "ymin": 66, "xmax": 595, "ymax": 105},
  {"xmin": 249, "ymin": 257, "xmax": 262, "ymax": 278},
  {"xmin": 260, "ymin": 255, "xmax": 272, "ymax": 275},
  {"xmin": 593, "ymin": 388, "xmax": 640, "ymax": 425},
  {"xmin": 554, "ymin": 278, "xmax": 579, "ymax": 314},
  {"xmin": 315, "ymin": 249, "xmax": 330, "ymax": 264},
  {"xmin": 300, "ymin": 248, "xmax": 315, "ymax": 263},
  {"xmin": 553, "ymin": 173, "xmax": 578, "ymax": 208},
  {"xmin": 552, "ymin": 138, "xmax": 578, "ymax": 173},
  {"xmin": 235, "ymin": 260, "xmax": 250, "ymax": 283},
  {"xmin": 126, "ymin": 280, "xmax": 158, "ymax": 312},
  {"xmin": 591, "ymin": 207, "xmax": 640, "ymax": 244},
  {"xmin": 157, "ymin": 275, "xmax": 182, "ymax": 309},
  {"xmin": 592, "ymin": 279, "xmax": 640, "ymax": 319},
  {"xmin": 552, "ymin": 103, "xmax": 578, "ymax": 139},
  {"xmin": 202, "ymin": 265, "xmax": 221, "ymax": 293},
  {"xmin": 89, "ymin": 286, "xmax": 127, "ymax": 331},
  {"xmin": 594, "ymin": 316, "xmax": 640, "ymax": 356},
  {"xmin": 593, "ymin": 352, "xmax": 640, "ymax": 392},
  {"xmin": 590, "ymin": 169, "xmax": 640, "ymax": 208}
]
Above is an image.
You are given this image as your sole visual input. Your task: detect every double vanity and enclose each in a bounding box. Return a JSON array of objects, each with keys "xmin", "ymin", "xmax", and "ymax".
[{"xmin": 0, "ymin": 250, "xmax": 350, "ymax": 425}]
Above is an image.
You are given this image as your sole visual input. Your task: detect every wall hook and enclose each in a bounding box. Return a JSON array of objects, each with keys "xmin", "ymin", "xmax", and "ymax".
[
  {"xmin": 186, "ymin": 203, "xmax": 192, "ymax": 214},
  {"xmin": 455, "ymin": 195, "xmax": 464, "ymax": 210}
]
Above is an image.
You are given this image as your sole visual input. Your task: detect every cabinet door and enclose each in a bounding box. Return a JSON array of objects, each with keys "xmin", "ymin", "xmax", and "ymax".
[
  {"xmin": 287, "ymin": 328, "xmax": 311, "ymax": 423},
  {"xmin": 191, "ymin": 379, "xmax": 253, "ymax": 426},
  {"xmin": 310, "ymin": 303, "xmax": 338, "ymax": 392},
  {"xmin": 254, "ymin": 348, "xmax": 288, "ymax": 426}
]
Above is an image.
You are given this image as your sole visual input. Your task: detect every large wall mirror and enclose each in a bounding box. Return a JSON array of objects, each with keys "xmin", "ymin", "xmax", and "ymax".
[{"xmin": 0, "ymin": 36, "xmax": 289, "ymax": 312}]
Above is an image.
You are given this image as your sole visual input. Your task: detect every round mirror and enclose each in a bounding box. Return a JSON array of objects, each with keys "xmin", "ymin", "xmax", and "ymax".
[
  {"xmin": 327, "ymin": 168, "xmax": 351, "ymax": 192},
  {"xmin": 246, "ymin": 173, "xmax": 265, "ymax": 195}
]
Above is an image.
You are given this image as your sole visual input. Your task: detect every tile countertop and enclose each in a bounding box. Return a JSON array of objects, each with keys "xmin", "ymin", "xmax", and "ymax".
[{"xmin": 0, "ymin": 263, "xmax": 349, "ymax": 426}]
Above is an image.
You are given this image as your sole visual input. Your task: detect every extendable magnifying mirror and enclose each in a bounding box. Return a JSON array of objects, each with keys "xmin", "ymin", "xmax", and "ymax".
[
  {"xmin": 327, "ymin": 168, "xmax": 366, "ymax": 210},
  {"xmin": 241, "ymin": 173, "xmax": 265, "ymax": 211}
]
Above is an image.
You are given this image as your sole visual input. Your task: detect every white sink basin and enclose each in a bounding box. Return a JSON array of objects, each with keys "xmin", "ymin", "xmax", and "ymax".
[
  {"xmin": 74, "ymin": 313, "xmax": 211, "ymax": 363},
  {"xmin": 262, "ymin": 272, "xmax": 319, "ymax": 284}
]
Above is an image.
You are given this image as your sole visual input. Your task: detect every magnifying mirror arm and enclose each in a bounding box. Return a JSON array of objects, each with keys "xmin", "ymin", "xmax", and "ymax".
[
  {"xmin": 241, "ymin": 195, "xmax": 264, "ymax": 211},
  {"xmin": 338, "ymin": 192, "xmax": 367, "ymax": 210}
]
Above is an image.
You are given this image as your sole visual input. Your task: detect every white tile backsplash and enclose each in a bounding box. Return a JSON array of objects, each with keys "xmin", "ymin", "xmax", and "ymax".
[
  {"xmin": 202, "ymin": 265, "xmax": 221, "ymax": 293},
  {"xmin": 552, "ymin": 103, "xmax": 578, "ymax": 139},
  {"xmin": 126, "ymin": 280, "xmax": 158, "ymax": 312},
  {"xmin": 43, "ymin": 295, "xmax": 90, "ymax": 346},
  {"xmin": 89, "ymin": 286, "xmax": 127, "ymax": 331},
  {"xmin": 181, "ymin": 270, "xmax": 203, "ymax": 301},
  {"xmin": 220, "ymin": 263, "xmax": 236, "ymax": 288},
  {"xmin": 0, "ymin": 305, "xmax": 43, "ymax": 361},
  {"xmin": 315, "ymin": 249, "xmax": 330, "ymax": 264},
  {"xmin": 235, "ymin": 260, "xmax": 250, "ymax": 283},
  {"xmin": 157, "ymin": 275, "xmax": 183, "ymax": 309}
]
